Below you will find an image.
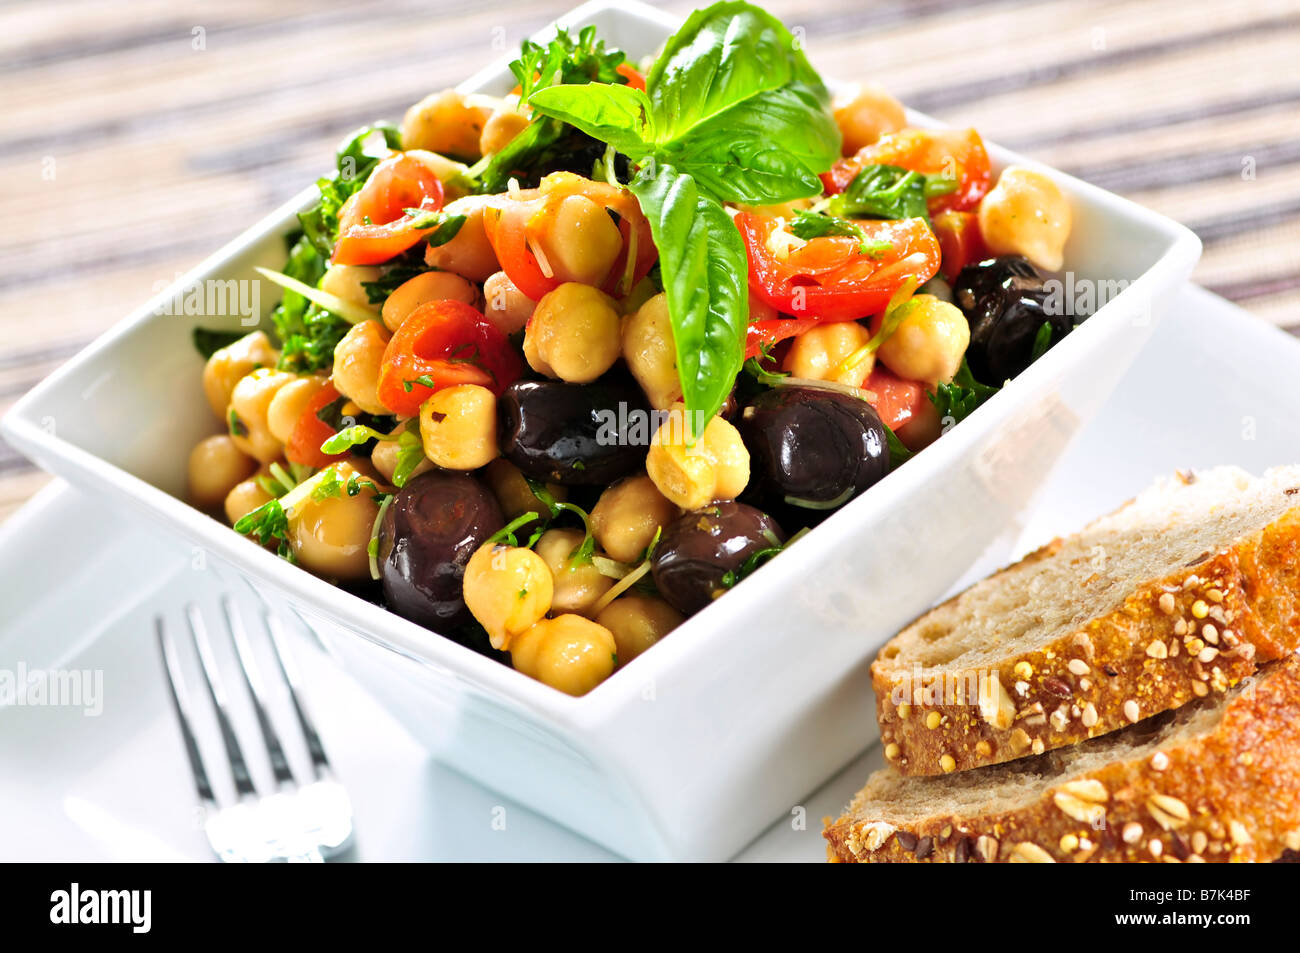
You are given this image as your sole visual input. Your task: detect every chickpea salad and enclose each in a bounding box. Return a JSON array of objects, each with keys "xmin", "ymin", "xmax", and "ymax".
[{"xmin": 188, "ymin": 2, "xmax": 1077, "ymax": 696}]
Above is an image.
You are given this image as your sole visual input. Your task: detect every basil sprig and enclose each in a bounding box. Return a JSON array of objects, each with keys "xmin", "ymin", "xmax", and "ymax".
[{"xmin": 526, "ymin": 1, "xmax": 841, "ymax": 435}]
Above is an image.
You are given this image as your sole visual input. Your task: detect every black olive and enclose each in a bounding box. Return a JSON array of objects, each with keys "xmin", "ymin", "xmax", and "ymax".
[
  {"xmin": 379, "ymin": 472, "xmax": 503, "ymax": 631},
  {"xmin": 651, "ymin": 502, "xmax": 785, "ymax": 616},
  {"xmin": 953, "ymin": 256, "xmax": 1071, "ymax": 385},
  {"xmin": 498, "ymin": 377, "xmax": 651, "ymax": 485},
  {"xmin": 737, "ymin": 385, "xmax": 890, "ymax": 516}
]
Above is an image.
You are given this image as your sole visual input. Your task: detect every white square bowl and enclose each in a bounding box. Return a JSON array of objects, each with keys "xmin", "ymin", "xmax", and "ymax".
[{"xmin": 3, "ymin": 0, "xmax": 1199, "ymax": 860}]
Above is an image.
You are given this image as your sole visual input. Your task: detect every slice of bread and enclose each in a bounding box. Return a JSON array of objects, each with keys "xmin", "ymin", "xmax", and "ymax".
[
  {"xmin": 873, "ymin": 466, "xmax": 1300, "ymax": 776},
  {"xmin": 827, "ymin": 655, "xmax": 1300, "ymax": 863}
]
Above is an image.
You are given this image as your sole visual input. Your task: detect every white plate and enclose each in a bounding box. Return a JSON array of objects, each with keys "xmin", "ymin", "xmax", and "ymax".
[{"xmin": 1, "ymin": 283, "xmax": 1293, "ymax": 862}]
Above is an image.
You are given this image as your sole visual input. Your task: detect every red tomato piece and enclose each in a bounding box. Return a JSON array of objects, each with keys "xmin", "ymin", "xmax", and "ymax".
[
  {"xmin": 286, "ymin": 381, "xmax": 350, "ymax": 469},
  {"xmin": 744, "ymin": 317, "xmax": 819, "ymax": 361},
  {"xmin": 332, "ymin": 153, "xmax": 446, "ymax": 265},
  {"xmin": 482, "ymin": 173, "xmax": 657, "ymax": 302},
  {"xmin": 821, "ymin": 128, "xmax": 991, "ymax": 215},
  {"xmin": 931, "ymin": 210, "xmax": 986, "ymax": 282},
  {"xmin": 376, "ymin": 300, "xmax": 524, "ymax": 417},
  {"xmin": 863, "ymin": 364, "xmax": 928, "ymax": 432},
  {"xmin": 736, "ymin": 212, "xmax": 940, "ymax": 323}
]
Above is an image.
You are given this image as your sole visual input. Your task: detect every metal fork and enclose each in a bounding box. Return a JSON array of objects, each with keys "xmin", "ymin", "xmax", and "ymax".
[{"xmin": 156, "ymin": 595, "xmax": 354, "ymax": 862}]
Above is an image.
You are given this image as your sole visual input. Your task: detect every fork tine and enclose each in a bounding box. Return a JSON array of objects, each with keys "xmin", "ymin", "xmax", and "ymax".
[
  {"xmin": 156, "ymin": 617, "xmax": 218, "ymax": 809},
  {"xmin": 263, "ymin": 609, "xmax": 332, "ymax": 778},
  {"xmin": 222, "ymin": 595, "xmax": 296, "ymax": 789},
  {"xmin": 186, "ymin": 603, "xmax": 258, "ymax": 799}
]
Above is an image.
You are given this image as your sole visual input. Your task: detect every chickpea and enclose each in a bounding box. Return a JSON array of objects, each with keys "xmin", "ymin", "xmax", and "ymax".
[
  {"xmin": 479, "ymin": 106, "xmax": 529, "ymax": 157},
  {"xmin": 202, "ymin": 330, "xmax": 278, "ymax": 420},
  {"xmin": 380, "ymin": 271, "xmax": 479, "ymax": 332},
  {"xmin": 332, "ymin": 321, "xmax": 391, "ymax": 416},
  {"xmin": 370, "ymin": 422, "xmax": 434, "ymax": 485},
  {"xmin": 224, "ymin": 473, "xmax": 274, "ymax": 525},
  {"xmin": 401, "ymin": 88, "xmax": 492, "ymax": 160},
  {"xmin": 229, "ymin": 367, "xmax": 296, "ymax": 463},
  {"xmin": 509, "ymin": 614, "xmax": 617, "ymax": 696},
  {"xmin": 463, "ymin": 542, "xmax": 554, "ymax": 650},
  {"xmin": 419, "ymin": 384, "xmax": 498, "ymax": 470},
  {"xmin": 646, "ymin": 404, "xmax": 750, "ymax": 510},
  {"xmin": 533, "ymin": 528, "xmax": 613, "ymax": 617},
  {"xmin": 832, "ymin": 84, "xmax": 907, "ymax": 155},
  {"xmin": 425, "ymin": 196, "xmax": 499, "ymax": 282},
  {"xmin": 784, "ymin": 321, "xmax": 874, "ymax": 387},
  {"xmin": 188, "ymin": 434, "xmax": 257, "ymax": 509},
  {"xmin": 622, "ymin": 292, "xmax": 681, "ymax": 409},
  {"xmin": 590, "ymin": 475, "xmax": 677, "ymax": 563},
  {"xmin": 482, "ymin": 458, "xmax": 566, "ymax": 522},
  {"xmin": 319, "ymin": 264, "xmax": 382, "ymax": 317},
  {"xmin": 482, "ymin": 270, "xmax": 536, "ymax": 336},
  {"xmin": 596, "ymin": 595, "xmax": 684, "ymax": 666},
  {"xmin": 876, "ymin": 294, "xmax": 970, "ymax": 384},
  {"xmin": 978, "ymin": 166, "xmax": 1073, "ymax": 272},
  {"xmin": 524, "ymin": 282, "xmax": 621, "ymax": 383},
  {"xmin": 286, "ymin": 463, "xmax": 382, "ymax": 581},
  {"xmin": 536, "ymin": 194, "xmax": 624, "ymax": 287},
  {"xmin": 404, "ymin": 149, "xmax": 474, "ymax": 201},
  {"xmin": 266, "ymin": 375, "xmax": 327, "ymax": 444}
]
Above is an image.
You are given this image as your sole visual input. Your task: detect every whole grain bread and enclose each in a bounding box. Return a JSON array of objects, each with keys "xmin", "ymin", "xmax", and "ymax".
[
  {"xmin": 827, "ymin": 655, "xmax": 1300, "ymax": 863},
  {"xmin": 872, "ymin": 466, "xmax": 1300, "ymax": 777}
]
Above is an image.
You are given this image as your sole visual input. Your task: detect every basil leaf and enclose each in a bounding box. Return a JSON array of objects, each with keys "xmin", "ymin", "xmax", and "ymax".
[
  {"xmin": 829, "ymin": 164, "xmax": 928, "ymax": 221},
  {"xmin": 661, "ymin": 83, "xmax": 838, "ymax": 203},
  {"xmin": 527, "ymin": 83, "xmax": 655, "ymax": 157},
  {"xmin": 644, "ymin": 1, "xmax": 829, "ymax": 143},
  {"xmin": 629, "ymin": 162, "xmax": 747, "ymax": 436}
]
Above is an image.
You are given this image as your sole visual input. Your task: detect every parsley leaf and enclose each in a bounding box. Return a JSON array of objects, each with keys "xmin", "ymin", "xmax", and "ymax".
[
  {"xmin": 928, "ymin": 358, "xmax": 1000, "ymax": 425},
  {"xmin": 475, "ymin": 26, "xmax": 631, "ymax": 193},
  {"xmin": 232, "ymin": 500, "xmax": 295, "ymax": 563},
  {"xmin": 788, "ymin": 210, "xmax": 894, "ymax": 258},
  {"xmin": 828, "ymin": 164, "xmax": 928, "ymax": 221}
]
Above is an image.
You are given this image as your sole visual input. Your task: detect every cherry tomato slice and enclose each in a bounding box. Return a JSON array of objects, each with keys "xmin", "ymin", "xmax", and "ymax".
[
  {"xmin": 482, "ymin": 172, "xmax": 657, "ymax": 302},
  {"xmin": 736, "ymin": 212, "xmax": 940, "ymax": 323},
  {"xmin": 821, "ymin": 128, "xmax": 991, "ymax": 216},
  {"xmin": 376, "ymin": 300, "xmax": 523, "ymax": 417},
  {"xmin": 863, "ymin": 364, "xmax": 928, "ymax": 432},
  {"xmin": 931, "ymin": 210, "xmax": 986, "ymax": 283},
  {"xmin": 744, "ymin": 317, "xmax": 819, "ymax": 361},
  {"xmin": 332, "ymin": 153, "xmax": 445, "ymax": 265},
  {"xmin": 286, "ymin": 381, "xmax": 350, "ymax": 469}
]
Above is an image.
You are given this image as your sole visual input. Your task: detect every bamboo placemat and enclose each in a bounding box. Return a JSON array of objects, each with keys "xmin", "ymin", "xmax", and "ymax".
[{"xmin": 2, "ymin": 0, "xmax": 1297, "ymax": 522}]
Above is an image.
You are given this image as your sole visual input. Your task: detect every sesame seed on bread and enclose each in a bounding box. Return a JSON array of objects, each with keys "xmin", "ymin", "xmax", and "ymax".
[
  {"xmin": 872, "ymin": 466, "xmax": 1300, "ymax": 777},
  {"xmin": 827, "ymin": 655, "xmax": 1300, "ymax": 863}
]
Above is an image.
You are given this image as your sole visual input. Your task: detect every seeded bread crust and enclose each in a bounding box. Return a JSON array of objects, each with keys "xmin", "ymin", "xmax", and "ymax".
[
  {"xmin": 872, "ymin": 495, "xmax": 1300, "ymax": 778},
  {"xmin": 827, "ymin": 657, "xmax": 1300, "ymax": 863}
]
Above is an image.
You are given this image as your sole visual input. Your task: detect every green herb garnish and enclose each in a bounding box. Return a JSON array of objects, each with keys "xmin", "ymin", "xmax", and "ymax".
[
  {"xmin": 525, "ymin": 2, "xmax": 841, "ymax": 438},
  {"xmin": 928, "ymin": 359, "xmax": 999, "ymax": 426},
  {"xmin": 192, "ymin": 328, "xmax": 246, "ymax": 360}
]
